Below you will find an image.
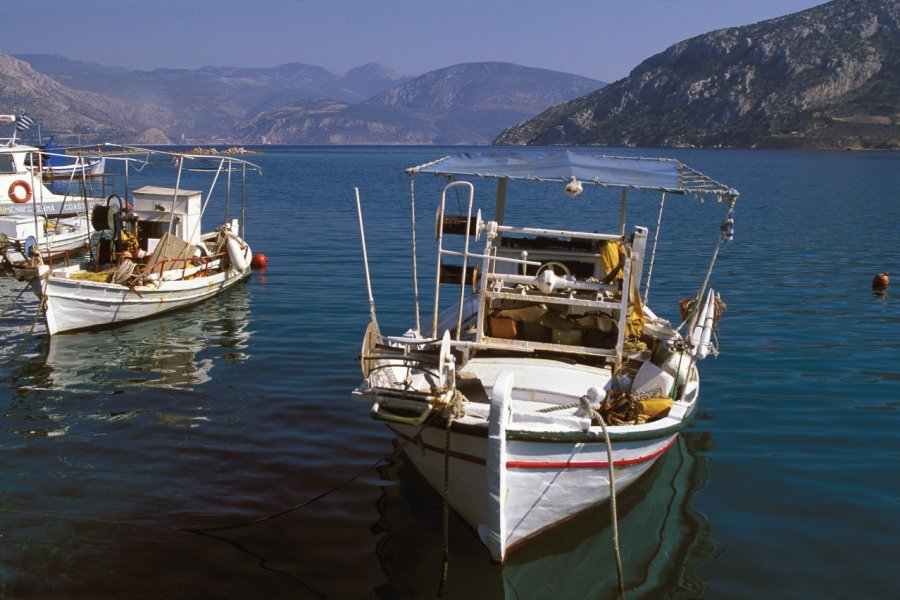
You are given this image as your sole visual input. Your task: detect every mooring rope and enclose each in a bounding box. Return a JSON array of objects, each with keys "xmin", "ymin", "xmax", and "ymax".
[
  {"xmin": 437, "ymin": 413, "xmax": 453, "ymax": 599},
  {"xmin": 581, "ymin": 395, "xmax": 626, "ymax": 599},
  {"xmin": 601, "ymin": 415, "xmax": 626, "ymax": 599},
  {"xmin": 181, "ymin": 409, "xmax": 441, "ymax": 534},
  {"xmin": 4, "ymin": 281, "xmax": 44, "ymax": 365},
  {"xmin": 0, "ymin": 276, "xmax": 34, "ymax": 317}
]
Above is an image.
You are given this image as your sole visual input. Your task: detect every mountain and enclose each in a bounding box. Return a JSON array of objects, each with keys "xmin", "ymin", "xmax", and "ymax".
[
  {"xmin": 8, "ymin": 55, "xmax": 598, "ymax": 145},
  {"xmin": 495, "ymin": 0, "xmax": 900, "ymax": 149},
  {"xmin": 0, "ymin": 54, "xmax": 169, "ymax": 144},
  {"xmin": 234, "ymin": 62, "xmax": 604, "ymax": 144},
  {"xmin": 13, "ymin": 54, "xmax": 412, "ymax": 143}
]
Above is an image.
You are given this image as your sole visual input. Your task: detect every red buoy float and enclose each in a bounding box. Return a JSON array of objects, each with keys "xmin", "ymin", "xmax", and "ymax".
[
  {"xmin": 872, "ymin": 272, "xmax": 890, "ymax": 289},
  {"xmin": 251, "ymin": 253, "xmax": 268, "ymax": 270}
]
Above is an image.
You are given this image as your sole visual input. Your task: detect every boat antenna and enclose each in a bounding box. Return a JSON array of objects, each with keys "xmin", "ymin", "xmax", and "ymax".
[{"xmin": 354, "ymin": 187, "xmax": 379, "ymax": 329}]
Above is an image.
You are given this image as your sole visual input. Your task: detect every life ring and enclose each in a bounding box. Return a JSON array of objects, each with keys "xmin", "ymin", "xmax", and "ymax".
[{"xmin": 8, "ymin": 180, "xmax": 32, "ymax": 203}]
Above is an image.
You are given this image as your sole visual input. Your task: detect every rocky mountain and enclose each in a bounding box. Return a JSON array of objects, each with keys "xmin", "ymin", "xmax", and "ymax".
[
  {"xmin": 5, "ymin": 55, "xmax": 600, "ymax": 145},
  {"xmin": 12, "ymin": 54, "xmax": 411, "ymax": 143},
  {"xmin": 234, "ymin": 62, "xmax": 604, "ymax": 144},
  {"xmin": 0, "ymin": 54, "xmax": 169, "ymax": 144},
  {"xmin": 495, "ymin": 0, "xmax": 900, "ymax": 149}
]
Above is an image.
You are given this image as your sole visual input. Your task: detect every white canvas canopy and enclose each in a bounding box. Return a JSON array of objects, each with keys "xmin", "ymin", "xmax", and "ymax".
[{"xmin": 408, "ymin": 150, "xmax": 738, "ymax": 201}]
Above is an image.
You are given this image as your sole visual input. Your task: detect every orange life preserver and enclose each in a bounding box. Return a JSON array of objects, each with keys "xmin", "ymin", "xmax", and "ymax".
[{"xmin": 8, "ymin": 180, "xmax": 32, "ymax": 203}]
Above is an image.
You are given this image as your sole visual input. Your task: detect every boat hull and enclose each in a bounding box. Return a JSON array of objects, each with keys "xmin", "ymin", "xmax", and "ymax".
[
  {"xmin": 388, "ymin": 420, "xmax": 675, "ymax": 560},
  {"xmin": 364, "ymin": 356, "xmax": 696, "ymax": 562},
  {"xmin": 34, "ymin": 264, "xmax": 251, "ymax": 335}
]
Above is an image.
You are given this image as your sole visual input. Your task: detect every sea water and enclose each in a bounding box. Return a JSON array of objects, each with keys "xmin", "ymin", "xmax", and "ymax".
[{"xmin": 0, "ymin": 146, "xmax": 897, "ymax": 599}]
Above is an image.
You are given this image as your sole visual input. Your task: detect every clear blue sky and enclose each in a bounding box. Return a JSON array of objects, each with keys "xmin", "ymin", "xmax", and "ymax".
[{"xmin": 8, "ymin": 0, "xmax": 826, "ymax": 81}]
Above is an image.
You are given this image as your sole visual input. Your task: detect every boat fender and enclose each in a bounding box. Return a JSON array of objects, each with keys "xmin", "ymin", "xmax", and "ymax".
[
  {"xmin": 225, "ymin": 233, "xmax": 249, "ymax": 273},
  {"xmin": 660, "ymin": 351, "xmax": 691, "ymax": 389},
  {"xmin": 695, "ymin": 291, "xmax": 716, "ymax": 360},
  {"xmin": 8, "ymin": 180, "xmax": 32, "ymax": 203}
]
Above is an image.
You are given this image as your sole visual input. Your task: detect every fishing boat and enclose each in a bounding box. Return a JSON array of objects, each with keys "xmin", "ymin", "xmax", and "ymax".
[
  {"xmin": 35, "ymin": 141, "xmax": 106, "ymax": 180},
  {"xmin": 28, "ymin": 145, "xmax": 261, "ymax": 335},
  {"xmin": 353, "ymin": 151, "xmax": 738, "ymax": 562},
  {"xmin": 0, "ymin": 114, "xmax": 108, "ymax": 270}
]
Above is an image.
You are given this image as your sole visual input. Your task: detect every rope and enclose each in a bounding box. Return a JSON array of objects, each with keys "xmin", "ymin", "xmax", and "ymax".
[
  {"xmin": 1, "ymin": 276, "xmax": 34, "ymax": 317},
  {"xmin": 112, "ymin": 259, "xmax": 136, "ymax": 285},
  {"xmin": 6, "ymin": 291, "xmax": 44, "ymax": 365},
  {"xmin": 437, "ymin": 413, "xmax": 452, "ymax": 599},
  {"xmin": 181, "ymin": 411, "xmax": 441, "ymax": 534},
  {"xmin": 581, "ymin": 394, "xmax": 626, "ymax": 599},
  {"xmin": 643, "ymin": 192, "xmax": 666, "ymax": 304}
]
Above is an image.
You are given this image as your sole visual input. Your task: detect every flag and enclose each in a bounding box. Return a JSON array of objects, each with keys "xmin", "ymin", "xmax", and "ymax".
[{"xmin": 15, "ymin": 113, "xmax": 34, "ymax": 133}]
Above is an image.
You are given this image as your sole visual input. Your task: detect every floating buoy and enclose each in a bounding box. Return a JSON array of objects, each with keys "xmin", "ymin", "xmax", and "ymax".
[
  {"xmin": 872, "ymin": 272, "xmax": 890, "ymax": 289},
  {"xmin": 251, "ymin": 253, "xmax": 268, "ymax": 270}
]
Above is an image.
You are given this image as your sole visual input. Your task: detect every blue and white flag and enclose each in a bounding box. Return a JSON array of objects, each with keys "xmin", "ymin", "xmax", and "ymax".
[{"xmin": 15, "ymin": 113, "xmax": 34, "ymax": 132}]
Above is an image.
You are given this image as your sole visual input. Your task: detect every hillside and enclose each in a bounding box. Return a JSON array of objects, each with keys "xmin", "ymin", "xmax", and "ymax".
[
  {"xmin": 234, "ymin": 62, "xmax": 604, "ymax": 144},
  {"xmin": 4, "ymin": 55, "xmax": 600, "ymax": 145},
  {"xmin": 0, "ymin": 54, "xmax": 168, "ymax": 144},
  {"xmin": 495, "ymin": 0, "xmax": 900, "ymax": 149}
]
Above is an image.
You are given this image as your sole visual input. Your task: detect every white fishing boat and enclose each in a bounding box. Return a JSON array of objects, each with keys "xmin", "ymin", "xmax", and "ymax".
[
  {"xmin": 29, "ymin": 145, "xmax": 261, "ymax": 335},
  {"xmin": 0, "ymin": 114, "xmax": 109, "ymax": 270},
  {"xmin": 353, "ymin": 151, "xmax": 738, "ymax": 563},
  {"xmin": 39, "ymin": 150, "xmax": 106, "ymax": 180}
]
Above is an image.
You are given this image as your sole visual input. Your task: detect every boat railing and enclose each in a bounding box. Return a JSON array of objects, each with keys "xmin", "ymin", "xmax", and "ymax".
[
  {"xmin": 470, "ymin": 223, "xmax": 632, "ymax": 364},
  {"xmin": 142, "ymin": 250, "xmax": 226, "ymax": 281},
  {"xmin": 431, "ymin": 180, "xmax": 641, "ymax": 366}
]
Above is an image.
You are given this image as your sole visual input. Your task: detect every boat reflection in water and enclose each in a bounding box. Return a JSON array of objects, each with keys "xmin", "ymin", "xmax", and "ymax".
[
  {"xmin": 43, "ymin": 286, "xmax": 252, "ymax": 391},
  {"xmin": 373, "ymin": 431, "xmax": 714, "ymax": 599},
  {"xmin": 4, "ymin": 286, "xmax": 251, "ymax": 438}
]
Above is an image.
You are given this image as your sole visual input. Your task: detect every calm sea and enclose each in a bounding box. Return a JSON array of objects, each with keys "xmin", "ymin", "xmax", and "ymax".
[{"xmin": 1, "ymin": 146, "xmax": 898, "ymax": 599}]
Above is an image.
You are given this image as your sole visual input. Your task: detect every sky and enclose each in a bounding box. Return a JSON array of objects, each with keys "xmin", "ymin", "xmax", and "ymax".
[{"xmin": 8, "ymin": 0, "xmax": 827, "ymax": 82}]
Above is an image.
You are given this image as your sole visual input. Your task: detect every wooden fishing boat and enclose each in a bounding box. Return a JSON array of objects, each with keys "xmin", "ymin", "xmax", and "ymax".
[
  {"xmin": 28, "ymin": 146, "xmax": 261, "ymax": 335},
  {"xmin": 353, "ymin": 151, "xmax": 738, "ymax": 562}
]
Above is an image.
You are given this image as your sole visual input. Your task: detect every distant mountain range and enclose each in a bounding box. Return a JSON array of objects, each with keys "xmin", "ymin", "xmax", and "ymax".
[
  {"xmin": 1, "ymin": 54, "xmax": 602, "ymax": 145},
  {"xmin": 5, "ymin": 0, "xmax": 897, "ymax": 150},
  {"xmin": 496, "ymin": 0, "xmax": 900, "ymax": 149},
  {"xmin": 235, "ymin": 63, "xmax": 605, "ymax": 144}
]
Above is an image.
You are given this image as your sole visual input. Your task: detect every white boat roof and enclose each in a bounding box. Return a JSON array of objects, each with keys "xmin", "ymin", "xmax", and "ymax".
[{"xmin": 408, "ymin": 150, "xmax": 738, "ymax": 201}]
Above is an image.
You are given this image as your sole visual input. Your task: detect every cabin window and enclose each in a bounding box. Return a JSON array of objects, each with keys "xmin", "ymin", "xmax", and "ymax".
[{"xmin": 0, "ymin": 154, "xmax": 16, "ymax": 174}]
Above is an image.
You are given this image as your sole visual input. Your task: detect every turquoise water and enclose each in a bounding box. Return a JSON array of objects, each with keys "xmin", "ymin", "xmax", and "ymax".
[{"xmin": 1, "ymin": 147, "xmax": 898, "ymax": 599}]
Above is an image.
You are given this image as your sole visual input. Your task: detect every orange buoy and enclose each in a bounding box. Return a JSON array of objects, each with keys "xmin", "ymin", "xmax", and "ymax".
[
  {"xmin": 251, "ymin": 253, "xmax": 268, "ymax": 270},
  {"xmin": 872, "ymin": 272, "xmax": 890, "ymax": 289}
]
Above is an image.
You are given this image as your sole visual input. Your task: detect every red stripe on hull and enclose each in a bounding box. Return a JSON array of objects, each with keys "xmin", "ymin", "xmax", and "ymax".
[
  {"xmin": 506, "ymin": 435, "xmax": 677, "ymax": 469},
  {"xmin": 389, "ymin": 425, "xmax": 677, "ymax": 469}
]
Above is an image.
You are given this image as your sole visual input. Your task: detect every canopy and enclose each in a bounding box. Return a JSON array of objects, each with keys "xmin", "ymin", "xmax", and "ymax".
[{"xmin": 408, "ymin": 150, "xmax": 738, "ymax": 201}]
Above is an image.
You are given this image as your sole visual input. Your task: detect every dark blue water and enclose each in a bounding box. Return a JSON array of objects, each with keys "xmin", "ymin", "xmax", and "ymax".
[{"xmin": 1, "ymin": 147, "xmax": 898, "ymax": 599}]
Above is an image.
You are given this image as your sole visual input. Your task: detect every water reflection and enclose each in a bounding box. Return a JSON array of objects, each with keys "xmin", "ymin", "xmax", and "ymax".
[
  {"xmin": 373, "ymin": 432, "xmax": 714, "ymax": 599},
  {"xmin": 40, "ymin": 285, "xmax": 252, "ymax": 391},
  {"xmin": 3, "ymin": 286, "xmax": 252, "ymax": 437}
]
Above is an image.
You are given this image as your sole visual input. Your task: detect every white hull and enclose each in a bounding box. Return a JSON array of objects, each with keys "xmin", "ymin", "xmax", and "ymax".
[
  {"xmin": 362, "ymin": 355, "xmax": 698, "ymax": 562},
  {"xmin": 35, "ymin": 257, "xmax": 251, "ymax": 335},
  {"xmin": 2, "ymin": 217, "xmax": 90, "ymax": 264},
  {"xmin": 44, "ymin": 157, "xmax": 105, "ymax": 178},
  {"xmin": 391, "ymin": 422, "xmax": 675, "ymax": 559}
]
